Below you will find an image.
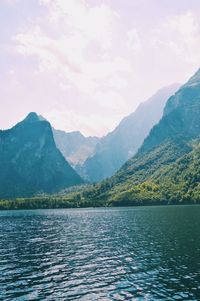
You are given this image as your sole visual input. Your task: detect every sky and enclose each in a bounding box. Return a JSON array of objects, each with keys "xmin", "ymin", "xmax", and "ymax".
[{"xmin": 1, "ymin": 0, "xmax": 200, "ymax": 137}]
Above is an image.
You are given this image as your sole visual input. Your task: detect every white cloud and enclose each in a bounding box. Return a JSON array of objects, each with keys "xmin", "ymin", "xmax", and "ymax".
[
  {"xmin": 12, "ymin": 0, "xmax": 132, "ymax": 136},
  {"xmin": 15, "ymin": 0, "xmax": 130, "ymax": 95},
  {"xmin": 40, "ymin": 0, "xmax": 117, "ymax": 50},
  {"xmin": 127, "ymin": 29, "xmax": 141, "ymax": 53},
  {"xmin": 152, "ymin": 12, "xmax": 200, "ymax": 66},
  {"xmin": 43, "ymin": 108, "xmax": 124, "ymax": 137},
  {"xmin": 4, "ymin": 2, "xmax": 200, "ymax": 136},
  {"xmin": 94, "ymin": 91, "xmax": 127, "ymax": 112}
]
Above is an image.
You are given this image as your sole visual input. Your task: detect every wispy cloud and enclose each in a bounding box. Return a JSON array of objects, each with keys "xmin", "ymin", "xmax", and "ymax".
[
  {"xmin": 152, "ymin": 12, "xmax": 200, "ymax": 65},
  {"xmin": 15, "ymin": 0, "xmax": 130, "ymax": 94},
  {"xmin": 1, "ymin": 1, "xmax": 200, "ymax": 135}
]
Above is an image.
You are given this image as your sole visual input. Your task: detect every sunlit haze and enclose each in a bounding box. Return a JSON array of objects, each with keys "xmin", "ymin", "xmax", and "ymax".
[{"xmin": 1, "ymin": 0, "xmax": 200, "ymax": 136}]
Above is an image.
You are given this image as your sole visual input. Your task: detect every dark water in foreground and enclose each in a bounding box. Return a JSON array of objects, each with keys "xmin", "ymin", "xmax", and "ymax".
[{"xmin": 0, "ymin": 206, "xmax": 200, "ymax": 300}]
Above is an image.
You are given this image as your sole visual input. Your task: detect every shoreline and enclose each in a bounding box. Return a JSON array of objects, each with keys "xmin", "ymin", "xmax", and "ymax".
[{"xmin": 0, "ymin": 199, "xmax": 199, "ymax": 211}]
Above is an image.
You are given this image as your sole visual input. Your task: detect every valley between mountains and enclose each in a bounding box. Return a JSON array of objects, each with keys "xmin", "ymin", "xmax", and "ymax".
[{"xmin": 1, "ymin": 69, "xmax": 200, "ymax": 209}]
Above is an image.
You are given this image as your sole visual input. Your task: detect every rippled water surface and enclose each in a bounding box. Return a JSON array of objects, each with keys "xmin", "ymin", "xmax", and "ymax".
[{"xmin": 0, "ymin": 206, "xmax": 200, "ymax": 300}]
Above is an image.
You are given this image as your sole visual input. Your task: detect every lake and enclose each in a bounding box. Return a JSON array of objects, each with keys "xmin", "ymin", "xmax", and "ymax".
[{"xmin": 0, "ymin": 206, "xmax": 200, "ymax": 300}]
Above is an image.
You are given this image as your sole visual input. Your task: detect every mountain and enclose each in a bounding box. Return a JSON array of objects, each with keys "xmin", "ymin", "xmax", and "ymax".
[
  {"xmin": 52, "ymin": 129, "xmax": 99, "ymax": 166},
  {"xmin": 0, "ymin": 113, "xmax": 83, "ymax": 198},
  {"xmin": 82, "ymin": 83, "xmax": 180, "ymax": 182},
  {"xmin": 78, "ymin": 68, "xmax": 200, "ymax": 206}
]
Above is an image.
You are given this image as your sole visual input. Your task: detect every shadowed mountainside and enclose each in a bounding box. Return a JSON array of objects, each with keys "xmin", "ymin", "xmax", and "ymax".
[{"xmin": 0, "ymin": 113, "xmax": 83, "ymax": 198}]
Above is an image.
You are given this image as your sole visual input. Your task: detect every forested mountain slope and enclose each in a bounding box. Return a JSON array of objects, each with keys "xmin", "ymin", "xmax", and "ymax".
[
  {"xmin": 0, "ymin": 113, "xmax": 83, "ymax": 198},
  {"xmin": 79, "ymin": 68, "xmax": 200, "ymax": 205}
]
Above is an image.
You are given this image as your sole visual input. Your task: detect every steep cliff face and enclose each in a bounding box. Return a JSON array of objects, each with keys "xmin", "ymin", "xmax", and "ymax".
[
  {"xmin": 115, "ymin": 69, "xmax": 200, "ymax": 184},
  {"xmin": 80, "ymin": 68, "xmax": 200, "ymax": 205},
  {"xmin": 140, "ymin": 69, "xmax": 200, "ymax": 154},
  {"xmin": 82, "ymin": 83, "xmax": 180, "ymax": 182},
  {"xmin": 0, "ymin": 113, "xmax": 83, "ymax": 198}
]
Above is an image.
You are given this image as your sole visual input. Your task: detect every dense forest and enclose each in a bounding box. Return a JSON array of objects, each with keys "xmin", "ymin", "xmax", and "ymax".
[{"xmin": 1, "ymin": 138, "xmax": 200, "ymax": 210}]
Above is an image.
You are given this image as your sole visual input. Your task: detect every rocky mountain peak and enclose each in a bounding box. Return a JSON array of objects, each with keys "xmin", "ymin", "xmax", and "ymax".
[{"xmin": 24, "ymin": 112, "xmax": 40, "ymax": 123}]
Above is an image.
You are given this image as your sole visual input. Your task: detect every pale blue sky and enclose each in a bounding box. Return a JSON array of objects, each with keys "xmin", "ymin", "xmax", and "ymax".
[{"xmin": 1, "ymin": 0, "xmax": 200, "ymax": 136}]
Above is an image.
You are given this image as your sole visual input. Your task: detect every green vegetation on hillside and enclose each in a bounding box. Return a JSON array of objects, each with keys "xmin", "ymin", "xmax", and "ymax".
[
  {"xmin": 1, "ymin": 70, "xmax": 200, "ymax": 210},
  {"xmin": 1, "ymin": 139, "xmax": 200, "ymax": 210}
]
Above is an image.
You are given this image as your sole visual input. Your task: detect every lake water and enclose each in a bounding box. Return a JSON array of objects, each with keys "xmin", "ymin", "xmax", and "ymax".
[{"xmin": 0, "ymin": 206, "xmax": 200, "ymax": 300}]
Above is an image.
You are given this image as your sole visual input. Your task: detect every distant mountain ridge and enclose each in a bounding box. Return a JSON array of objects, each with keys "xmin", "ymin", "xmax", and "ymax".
[
  {"xmin": 0, "ymin": 112, "xmax": 83, "ymax": 198},
  {"xmin": 2, "ymin": 67, "xmax": 200, "ymax": 206},
  {"xmin": 82, "ymin": 68, "xmax": 200, "ymax": 205},
  {"xmin": 81, "ymin": 83, "xmax": 180, "ymax": 182},
  {"xmin": 53, "ymin": 129, "xmax": 99, "ymax": 166}
]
